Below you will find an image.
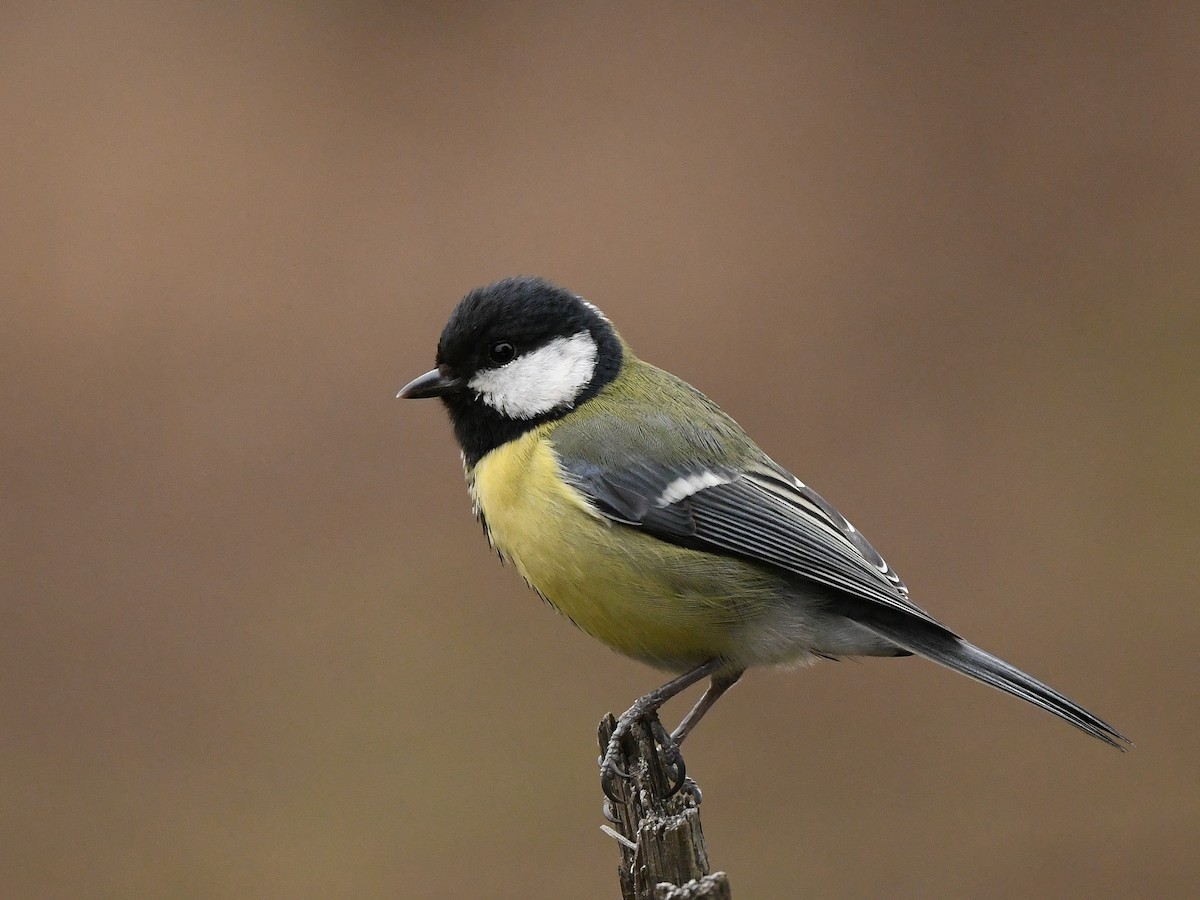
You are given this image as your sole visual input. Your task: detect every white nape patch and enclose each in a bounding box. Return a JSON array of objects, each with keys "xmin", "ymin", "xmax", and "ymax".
[
  {"xmin": 656, "ymin": 471, "xmax": 734, "ymax": 506},
  {"xmin": 468, "ymin": 331, "xmax": 598, "ymax": 419},
  {"xmin": 577, "ymin": 295, "xmax": 612, "ymax": 325}
]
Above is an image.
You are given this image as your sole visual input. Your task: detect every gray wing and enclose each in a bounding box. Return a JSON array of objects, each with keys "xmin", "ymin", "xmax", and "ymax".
[{"xmin": 559, "ymin": 450, "xmax": 943, "ymax": 628}]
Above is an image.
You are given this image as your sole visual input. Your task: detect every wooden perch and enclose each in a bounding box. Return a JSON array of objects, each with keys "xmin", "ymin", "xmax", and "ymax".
[{"xmin": 598, "ymin": 713, "xmax": 732, "ymax": 900}]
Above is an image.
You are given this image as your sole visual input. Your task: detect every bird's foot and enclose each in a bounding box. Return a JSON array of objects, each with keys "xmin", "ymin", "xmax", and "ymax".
[
  {"xmin": 649, "ymin": 716, "xmax": 687, "ymax": 792},
  {"xmin": 677, "ymin": 776, "xmax": 702, "ymax": 806},
  {"xmin": 599, "ymin": 705, "xmax": 689, "ymax": 802}
]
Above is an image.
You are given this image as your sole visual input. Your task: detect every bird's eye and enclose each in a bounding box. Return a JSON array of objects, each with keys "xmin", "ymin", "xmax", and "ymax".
[{"xmin": 488, "ymin": 341, "xmax": 516, "ymax": 364}]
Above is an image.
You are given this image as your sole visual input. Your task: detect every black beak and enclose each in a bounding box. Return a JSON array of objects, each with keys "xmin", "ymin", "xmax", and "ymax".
[{"xmin": 397, "ymin": 367, "xmax": 461, "ymax": 399}]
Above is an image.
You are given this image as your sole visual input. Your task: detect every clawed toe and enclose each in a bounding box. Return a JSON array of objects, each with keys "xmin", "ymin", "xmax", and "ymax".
[
  {"xmin": 599, "ymin": 708, "xmax": 691, "ymax": 801},
  {"xmin": 599, "ymin": 717, "xmax": 635, "ymax": 802},
  {"xmin": 649, "ymin": 716, "xmax": 688, "ymax": 797}
]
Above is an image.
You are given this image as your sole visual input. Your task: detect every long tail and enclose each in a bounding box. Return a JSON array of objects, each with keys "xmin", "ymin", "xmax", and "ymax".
[{"xmin": 859, "ymin": 617, "xmax": 1130, "ymax": 749}]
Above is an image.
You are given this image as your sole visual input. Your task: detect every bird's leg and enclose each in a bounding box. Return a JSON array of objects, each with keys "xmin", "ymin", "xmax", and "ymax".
[
  {"xmin": 671, "ymin": 669, "xmax": 744, "ymax": 746},
  {"xmin": 600, "ymin": 658, "xmax": 724, "ymax": 802},
  {"xmin": 640, "ymin": 669, "xmax": 744, "ymax": 801}
]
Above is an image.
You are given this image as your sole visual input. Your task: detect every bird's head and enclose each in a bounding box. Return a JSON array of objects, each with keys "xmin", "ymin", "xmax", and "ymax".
[{"xmin": 399, "ymin": 276, "xmax": 624, "ymax": 463}]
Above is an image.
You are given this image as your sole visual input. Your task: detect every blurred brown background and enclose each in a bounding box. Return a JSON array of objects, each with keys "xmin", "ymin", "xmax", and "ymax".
[{"xmin": 2, "ymin": 3, "xmax": 1197, "ymax": 898}]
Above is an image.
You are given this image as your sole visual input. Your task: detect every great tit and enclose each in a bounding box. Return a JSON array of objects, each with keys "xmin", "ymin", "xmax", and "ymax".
[{"xmin": 399, "ymin": 276, "xmax": 1128, "ymax": 797}]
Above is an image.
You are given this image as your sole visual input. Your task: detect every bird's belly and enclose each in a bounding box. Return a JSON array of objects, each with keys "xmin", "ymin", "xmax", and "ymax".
[{"xmin": 469, "ymin": 430, "xmax": 810, "ymax": 670}]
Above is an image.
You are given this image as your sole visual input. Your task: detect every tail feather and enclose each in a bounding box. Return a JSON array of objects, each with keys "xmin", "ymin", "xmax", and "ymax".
[{"xmin": 861, "ymin": 619, "xmax": 1130, "ymax": 749}]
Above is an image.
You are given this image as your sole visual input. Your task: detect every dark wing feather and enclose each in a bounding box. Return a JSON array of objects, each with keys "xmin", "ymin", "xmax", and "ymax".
[{"xmin": 561, "ymin": 452, "xmax": 941, "ymax": 628}]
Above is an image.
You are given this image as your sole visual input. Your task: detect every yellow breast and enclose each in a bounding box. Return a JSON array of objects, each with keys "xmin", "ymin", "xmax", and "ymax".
[{"xmin": 468, "ymin": 427, "xmax": 772, "ymax": 670}]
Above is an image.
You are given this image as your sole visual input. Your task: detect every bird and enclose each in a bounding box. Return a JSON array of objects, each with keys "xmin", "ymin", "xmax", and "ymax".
[{"xmin": 398, "ymin": 276, "xmax": 1128, "ymax": 799}]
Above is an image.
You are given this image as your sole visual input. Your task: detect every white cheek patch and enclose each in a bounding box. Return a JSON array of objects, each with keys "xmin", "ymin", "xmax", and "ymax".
[{"xmin": 468, "ymin": 331, "xmax": 599, "ymax": 419}]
